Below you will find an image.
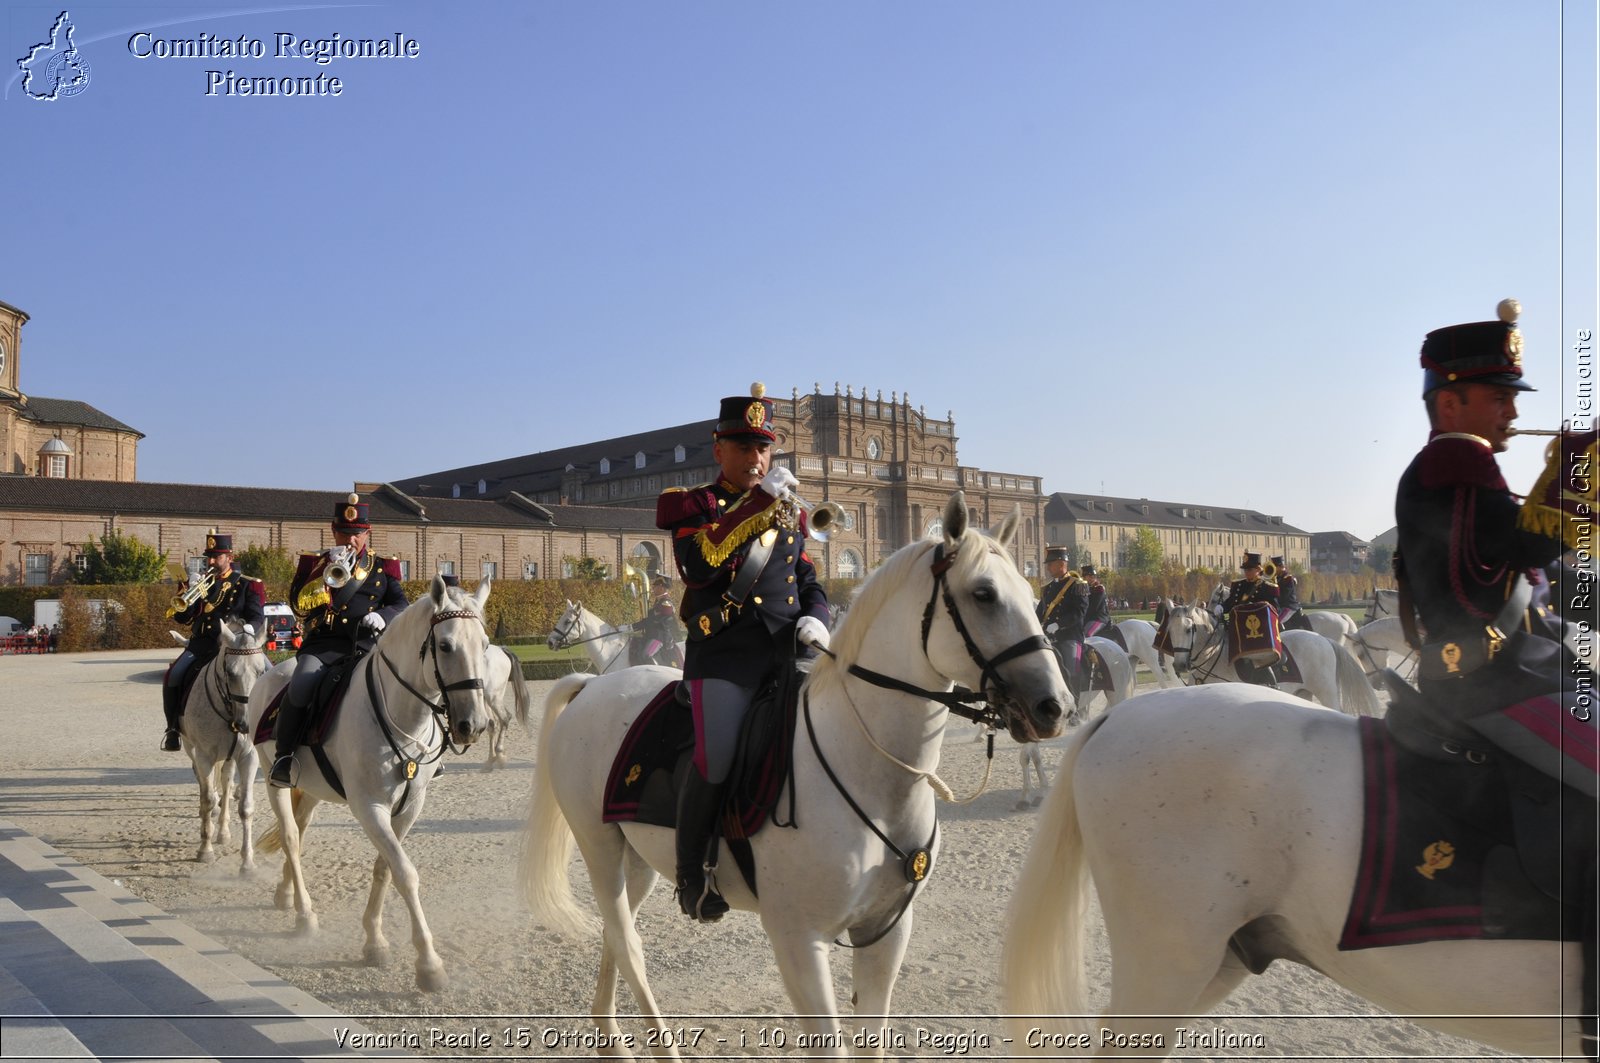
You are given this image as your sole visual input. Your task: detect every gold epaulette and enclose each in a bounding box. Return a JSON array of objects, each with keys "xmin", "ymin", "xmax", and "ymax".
[
  {"xmin": 693, "ymin": 499, "xmax": 779, "ymax": 568},
  {"xmin": 295, "ymin": 584, "xmax": 331, "ymax": 617}
]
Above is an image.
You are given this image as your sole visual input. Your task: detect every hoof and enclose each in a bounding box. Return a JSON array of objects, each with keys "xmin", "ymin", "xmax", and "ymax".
[
  {"xmin": 274, "ymin": 888, "xmax": 293, "ymax": 911},
  {"xmin": 363, "ymin": 944, "xmax": 391, "ymax": 967},
  {"xmin": 195, "ymin": 849, "xmax": 217, "ymax": 864},
  {"xmin": 416, "ymin": 965, "xmax": 448, "ymax": 993},
  {"xmin": 1013, "ymin": 800, "xmax": 1029, "ymax": 811},
  {"xmin": 1030, "ymin": 795, "xmax": 1044, "ymax": 807},
  {"xmin": 293, "ymin": 913, "xmax": 319, "ymax": 939}
]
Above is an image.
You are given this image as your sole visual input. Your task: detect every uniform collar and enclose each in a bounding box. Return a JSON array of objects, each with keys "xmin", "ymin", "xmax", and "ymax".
[{"xmin": 1429, "ymin": 429, "xmax": 1493, "ymax": 450}]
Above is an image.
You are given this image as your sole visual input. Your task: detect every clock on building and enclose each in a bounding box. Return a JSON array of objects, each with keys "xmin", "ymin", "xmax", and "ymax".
[{"xmin": 866, "ymin": 437, "xmax": 881, "ymax": 460}]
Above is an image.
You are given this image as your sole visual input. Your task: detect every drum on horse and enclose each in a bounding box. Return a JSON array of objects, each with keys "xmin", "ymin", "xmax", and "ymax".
[
  {"xmin": 1162, "ymin": 603, "xmax": 1381, "ymax": 716},
  {"xmin": 1002, "ymin": 683, "xmax": 1588, "ymax": 1058},
  {"xmin": 248, "ymin": 576, "xmax": 493, "ymax": 992},
  {"xmin": 178, "ymin": 619, "xmax": 269, "ymax": 868},
  {"xmin": 518, "ymin": 493, "xmax": 1071, "ymax": 1057},
  {"xmin": 481, "ymin": 642, "xmax": 531, "ymax": 770}
]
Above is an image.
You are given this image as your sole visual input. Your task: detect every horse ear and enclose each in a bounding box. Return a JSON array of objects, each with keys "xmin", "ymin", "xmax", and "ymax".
[
  {"xmin": 993, "ymin": 504, "xmax": 1021, "ymax": 548},
  {"xmin": 431, "ymin": 575, "xmax": 449, "ymax": 606},
  {"xmin": 474, "ymin": 577, "xmax": 492, "ymax": 611},
  {"xmin": 942, "ymin": 491, "xmax": 969, "ymax": 547}
]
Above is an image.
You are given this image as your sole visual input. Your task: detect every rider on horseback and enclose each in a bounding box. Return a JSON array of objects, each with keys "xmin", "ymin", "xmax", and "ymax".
[
  {"xmin": 269, "ymin": 494, "xmax": 409, "ymax": 788},
  {"xmin": 656, "ymin": 383, "xmax": 831, "ymax": 922},
  {"xmin": 1081, "ymin": 564, "xmax": 1112, "ymax": 639},
  {"xmin": 161, "ymin": 531, "xmax": 265, "ymax": 751},
  {"xmin": 1217, "ymin": 552, "xmax": 1281, "ymax": 687},
  {"xmin": 1394, "ymin": 298, "xmax": 1597, "ymax": 1042},
  {"xmin": 1270, "ymin": 555, "xmax": 1313, "ymax": 631},
  {"xmin": 1038, "ymin": 546, "xmax": 1088, "ymax": 699}
]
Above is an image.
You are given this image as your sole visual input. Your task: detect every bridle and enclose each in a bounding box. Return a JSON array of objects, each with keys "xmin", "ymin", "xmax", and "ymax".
[
  {"xmin": 205, "ymin": 642, "xmax": 265, "ymax": 735},
  {"xmin": 369, "ymin": 608, "xmax": 488, "ymax": 774},
  {"xmin": 1165, "ymin": 606, "xmax": 1225, "ymax": 684}
]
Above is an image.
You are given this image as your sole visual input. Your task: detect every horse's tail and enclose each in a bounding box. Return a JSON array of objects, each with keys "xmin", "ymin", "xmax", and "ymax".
[
  {"xmin": 507, "ymin": 654, "xmax": 532, "ymax": 730},
  {"xmin": 254, "ymin": 787, "xmax": 308, "ymax": 855},
  {"xmin": 1331, "ymin": 638, "xmax": 1382, "ymax": 717},
  {"xmin": 516, "ymin": 673, "xmax": 598, "ymax": 938},
  {"xmin": 1002, "ymin": 713, "xmax": 1109, "ymax": 1045}
]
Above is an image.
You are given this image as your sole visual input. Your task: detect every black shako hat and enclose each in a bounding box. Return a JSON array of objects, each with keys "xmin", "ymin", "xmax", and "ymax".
[
  {"xmin": 714, "ymin": 382, "xmax": 777, "ymax": 443},
  {"xmin": 1044, "ymin": 546, "xmax": 1071, "ymax": 564},
  {"xmin": 204, "ymin": 531, "xmax": 232, "ymax": 556},
  {"xmin": 1420, "ymin": 298, "xmax": 1535, "ymax": 397},
  {"xmin": 332, "ymin": 493, "xmax": 371, "ymax": 532},
  {"xmin": 1241, "ymin": 552, "xmax": 1263, "ymax": 571}
]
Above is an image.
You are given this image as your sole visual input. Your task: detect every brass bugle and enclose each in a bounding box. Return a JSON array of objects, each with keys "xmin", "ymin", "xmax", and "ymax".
[
  {"xmin": 790, "ymin": 493, "xmax": 845, "ymax": 540},
  {"xmin": 1508, "ymin": 428, "xmax": 1563, "ymax": 436},
  {"xmin": 175, "ymin": 568, "xmax": 215, "ymax": 609},
  {"xmin": 323, "ymin": 546, "xmax": 357, "ymax": 590}
]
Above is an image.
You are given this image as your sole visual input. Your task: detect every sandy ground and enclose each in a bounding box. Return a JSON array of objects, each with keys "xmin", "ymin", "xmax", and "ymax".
[{"xmin": 0, "ymin": 649, "xmax": 1532, "ymax": 1061}]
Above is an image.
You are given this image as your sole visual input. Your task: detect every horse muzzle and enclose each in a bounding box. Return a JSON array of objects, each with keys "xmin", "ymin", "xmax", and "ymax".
[{"xmin": 1006, "ymin": 695, "xmax": 1066, "ymax": 743}]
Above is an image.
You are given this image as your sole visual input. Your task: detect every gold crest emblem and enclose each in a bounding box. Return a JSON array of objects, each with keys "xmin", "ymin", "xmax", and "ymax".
[
  {"xmin": 904, "ymin": 847, "xmax": 932, "ymax": 882},
  {"xmin": 405, "ymin": 760, "xmax": 418, "ymax": 780},
  {"xmin": 1415, "ymin": 839, "xmax": 1455, "ymax": 879},
  {"xmin": 1245, "ymin": 613, "xmax": 1263, "ymax": 639},
  {"xmin": 1506, "ymin": 327, "xmax": 1523, "ymax": 368},
  {"xmin": 206, "ymin": 534, "xmax": 218, "ymax": 550},
  {"xmin": 625, "ymin": 764, "xmax": 642, "ymax": 786},
  {"xmin": 1441, "ymin": 642, "xmax": 1462, "ymax": 673},
  {"xmin": 699, "ymin": 614, "xmax": 712, "ymax": 637},
  {"xmin": 344, "ymin": 505, "xmax": 359, "ymax": 522},
  {"xmin": 745, "ymin": 401, "xmax": 767, "ymax": 429}
]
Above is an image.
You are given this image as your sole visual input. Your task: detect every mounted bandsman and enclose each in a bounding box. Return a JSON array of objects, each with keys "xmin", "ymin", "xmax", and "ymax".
[
  {"xmin": 1270, "ymin": 555, "xmax": 1312, "ymax": 631},
  {"xmin": 1081, "ymin": 564, "xmax": 1112, "ymax": 639},
  {"xmin": 1218, "ymin": 551, "xmax": 1280, "ymax": 686},
  {"xmin": 160, "ymin": 531, "xmax": 265, "ymax": 751},
  {"xmin": 1037, "ymin": 546, "xmax": 1088, "ymax": 697},
  {"xmin": 269, "ymin": 494, "xmax": 409, "ymax": 788},
  {"xmin": 656, "ymin": 383, "xmax": 831, "ymax": 922}
]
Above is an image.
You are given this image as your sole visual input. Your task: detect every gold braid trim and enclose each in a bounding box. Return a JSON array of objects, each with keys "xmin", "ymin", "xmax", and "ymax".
[
  {"xmin": 692, "ymin": 496, "xmax": 780, "ymax": 568},
  {"xmin": 296, "ymin": 584, "xmax": 331, "ymax": 616},
  {"xmin": 1042, "ymin": 574, "xmax": 1079, "ymax": 621}
]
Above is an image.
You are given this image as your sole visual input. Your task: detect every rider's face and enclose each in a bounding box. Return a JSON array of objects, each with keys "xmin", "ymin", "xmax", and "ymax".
[
  {"xmin": 334, "ymin": 529, "xmax": 370, "ymax": 553},
  {"xmin": 1439, "ymin": 383, "xmax": 1519, "ymax": 452},
  {"xmin": 713, "ymin": 437, "xmax": 771, "ymax": 491}
]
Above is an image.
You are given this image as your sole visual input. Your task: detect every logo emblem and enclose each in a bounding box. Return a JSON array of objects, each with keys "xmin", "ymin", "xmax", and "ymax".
[
  {"xmin": 344, "ymin": 505, "xmax": 359, "ymax": 522},
  {"xmin": 625, "ymin": 764, "xmax": 641, "ymax": 786},
  {"xmin": 744, "ymin": 401, "xmax": 767, "ymax": 429},
  {"xmin": 1244, "ymin": 613, "xmax": 1263, "ymax": 639},
  {"xmin": 1506, "ymin": 327, "xmax": 1523, "ymax": 368},
  {"xmin": 18, "ymin": 11, "xmax": 91, "ymax": 101},
  {"xmin": 698, "ymin": 614, "xmax": 712, "ymax": 637},
  {"xmin": 1415, "ymin": 840, "xmax": 1456, "ymax": 879},
  {"xmin": 1441, "ymin": 642, "xmax": 1462, "ymax": 673},
  {"xmin": 903, "ymin": 847, "xmax": 932, "ymax": 882}
]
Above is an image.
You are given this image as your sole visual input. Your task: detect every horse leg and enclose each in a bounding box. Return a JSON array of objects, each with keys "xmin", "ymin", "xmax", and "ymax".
[
  {"xmin": 216, "ymin": 758, "xmax": 234, "ymax": 848},
  {"xmin": 573, "ymin": 831, "xmax": 673, "ymax": 1060},
  {"xmin": 361, "ymin": 851, "xmax": 394, "ymax": 967},
  {"xmin": 764, "ymin": 928, "xmax": 845, "ymax": 1056},
  {"xmin": 268, "ymin": 786, "xmax": 319, "ymax": 937},
  {"xmin": 1097, "ymin": 913, "xmax": 1236, "ymax": 1058},
  {"xmin": 190, "ymin": 753, "xmax": 218, "ymax": 863},
  {"xmin": 350, "ymin": 796, "xmax": 447, "ymax": 992},
  {"xmin": 1015, "ymin": 746, "xmax": 1034, "ymax": 811},
  {"xmin": 848, "ymin": 914, "xmax": 914, "ymax": 1061},
  {"xmin": 236, "ymin": 744, "xmax": 257, "ymax": 872}
]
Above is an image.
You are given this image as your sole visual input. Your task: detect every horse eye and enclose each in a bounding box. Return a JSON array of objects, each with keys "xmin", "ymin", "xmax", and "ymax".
[{"xmin": 971, "ymin": 584, "xmax": 997, "ymax": 604}]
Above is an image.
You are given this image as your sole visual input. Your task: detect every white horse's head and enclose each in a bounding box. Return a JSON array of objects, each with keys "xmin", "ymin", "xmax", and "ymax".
[
  {"xmin": 821, "ymin": 492, "xmax": 1071, "ymax": 743},
  {"xmin": 217, "ymin": 618, "xmax": 270, "ymax": 717},
  {"xmin": 548, "ymin": 599, "xmax": 583, "ymax": 651},
  {"xmin": 396, "ymin": 575, "xmax": 495, "ymax": 746},
  {"xmin": 1164, "ymin": 603, "xmax": 1216, "ymax": 673}
]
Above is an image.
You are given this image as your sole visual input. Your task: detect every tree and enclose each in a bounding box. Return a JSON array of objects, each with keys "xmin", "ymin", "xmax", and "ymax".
[
  {"xmin": 73, "ymin": 530, "xmax": 168, "ymax": 584},
  {"xmin": 564, "ymin": 555, "xmax": 610, "ymax": 581},
  {"xmin": 1120, "ymin": 525, "xmax": 1164, "ymax": 577},
  {"xmin": 1366, "ymin": 544, "xmax": 1393, "ymax": 575},
  {"xmin": 234, "ymin": 543, "xmax": 296, "ymax": 585}
]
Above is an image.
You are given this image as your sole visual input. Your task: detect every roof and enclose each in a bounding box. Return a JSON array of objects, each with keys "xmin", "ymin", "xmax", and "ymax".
[
  {"xmin": 0, "ymin": 477, "xmax": 660, "ymax": 533},
  {"xmin": 9, "ymin": 396, "xmax": 142, "ymax": 437},
  {"xmin": 1044, "ymin": 492, "xmax": 1309, "ymax": 535},
  {"xmin": 395, "ymin": 418, "xmax": 718, "ymax": 500},
  {"xmin": 1310, "ymin": 530, "xmax": 1371, "ymax": 547}
]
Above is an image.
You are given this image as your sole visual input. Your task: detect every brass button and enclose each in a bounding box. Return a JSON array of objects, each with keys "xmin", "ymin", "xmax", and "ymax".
[
  {"xmin": 786, "ymin": 575, "xmax": 795, "ymax": 583},
  {"xmin": 786, "ymin": 535, "xmax": 794, "ymax": 544},
  {"xmin": 786, "ymin": 595, "xmax": 795, "ymax": 604},
  {"xmin": 785, "ymin": 555, "xmax": 793, "ymax": 563},
  {"xmin": 717, "ymin": 498, "xmax": 727, "ymax": 507},
  {"xmin": 752, "ymin": 596, "xmax": 763, "ymax": 604}
]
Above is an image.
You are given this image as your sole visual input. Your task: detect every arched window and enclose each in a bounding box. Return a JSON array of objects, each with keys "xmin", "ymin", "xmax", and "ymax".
[
  {"xmin": 837, "ymin": 548, "xmax": 863, "ymax": 579},
  {"xmin": 451, "ymin": 483, "xmax": 461, "ymax": 498},
  {"xmin": 674, "ymin": 445, "xmax": 686, "ymax": 463},
  {"xmin": 477, "ymin": 479, "xmax": 487, "ymax": 495},
  {"xmin": 635, "ymin": 451, "xmax": 646, "ymax": 469},
  {"xmin": 599, "ymin": 458, "xmax": 611, "ymax": 475}
]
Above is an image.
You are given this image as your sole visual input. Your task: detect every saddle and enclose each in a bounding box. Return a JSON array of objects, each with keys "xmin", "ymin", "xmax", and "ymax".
[
  {"xmin": 1081, "ymin": 645, "xmax": 1115, "ymax": 692},
  {"xmin": 254, "ymin": 652, "xmax": 362, "ymax": 748},
  {"xmin": 1338, "ymin": 672, "xmax": 1592, "ymax": 951},
  {"xmin": 1102, "ymin": 625, "xmax": 1128, "ymax": 653},
  {"xmin": 602, "ymin": 666, "xmax": 802, "ymax": 897}
]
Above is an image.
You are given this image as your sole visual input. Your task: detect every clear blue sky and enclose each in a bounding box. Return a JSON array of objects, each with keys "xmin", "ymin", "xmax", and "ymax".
[{"xmin": 6, "ymin": 0, "xmax": 1595, "ymax": 543}]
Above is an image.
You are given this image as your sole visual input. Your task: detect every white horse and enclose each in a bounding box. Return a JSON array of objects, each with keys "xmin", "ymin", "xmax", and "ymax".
[
  {"xmin": 481, "ymin": 643, "xmax": 531, "ymax": 770},
  {"xmin": 179, "ymin": 619, "xmax": 269, "ymax": 868},
  {"xmin": 1115, "ymin": 618, "xmax": 1176, "ymax": 688},
  {"xmin": 248, "ymin": 576, "xmax": 493, "ymax": 992},
  {"xmin": 547, "ymin": 599, "xmax": 630, "ymax": 673},
  {"xmin": 1306, "ymin": 608, "xmax": 1359, "ymax": 649},
  {"xmin": 1002, "ymin": 683, "xmax": 1586, "ymax": 1058},
  {"xmin": 518, "ymin": 493, "xmax": 1071, "ymax": 1056},
  {"xmin": 1350, "ymin": 615, "xmax": 1419, "ymax": 685},
  {"xmin": 1164, "ymin": 604, "xmax": 1382, "ymax": 716}
]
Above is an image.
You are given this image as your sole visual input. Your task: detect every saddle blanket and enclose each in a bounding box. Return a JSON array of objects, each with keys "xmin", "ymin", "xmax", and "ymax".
[
  {"xmin": 1339, "ymin": 716, "xmax": 1574, "ymax": 950},
  {"xmin": 252, "ymin": 659, "xmax": 357, "ymax": 747},
  {"xmin": 601, "ymin": 678, "xmax": 796, "ymax": 841}
]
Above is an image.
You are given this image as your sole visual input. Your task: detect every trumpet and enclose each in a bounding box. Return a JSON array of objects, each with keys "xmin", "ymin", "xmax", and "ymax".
[
  {"xmin": 1508, "ymin": 428, "xmax": 1563, "ymax": 437},
  {"xmin": 174, "ymin": 568, "xmax": 215, "ymax": 610},
  {"xmin": 323, "ymin": 546, "xmax": 360, "ymax": 590},
  {"xmin": 787, "ymin": 492, "xmax": 845, "ymax": 541}
]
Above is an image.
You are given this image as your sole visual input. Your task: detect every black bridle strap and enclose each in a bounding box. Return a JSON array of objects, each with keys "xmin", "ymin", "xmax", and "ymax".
[
  {"xmin": 843, "ymin": 663, "xmax": 998, "ymax": 726},
  {"xmin": 803, "ymin": 689, "xmax": 937, "ymax": 950}
]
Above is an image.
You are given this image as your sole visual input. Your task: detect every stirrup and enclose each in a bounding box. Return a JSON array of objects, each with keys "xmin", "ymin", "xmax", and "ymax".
[
  {"xmin": 268, "ymin": 754, "xmax": 294, "ymax": 788},
  {"xmin": 677, "ymin": 869, "xmax": 729, "ymax": 923},
  {"xmin": 160, "ymin": 729, "xmax": 181, "ymax": 752}
]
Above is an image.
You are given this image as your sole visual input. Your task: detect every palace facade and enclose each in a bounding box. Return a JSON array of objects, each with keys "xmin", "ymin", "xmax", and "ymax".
[{"xmin": 1045, "ymin": 492, "xmax": 1311, "ymax": 572}]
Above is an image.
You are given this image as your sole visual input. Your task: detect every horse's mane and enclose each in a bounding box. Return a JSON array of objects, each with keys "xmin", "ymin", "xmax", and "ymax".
[{"xmin": 810, "ymin": 528, "xmax": 1011, "ymax": 691}]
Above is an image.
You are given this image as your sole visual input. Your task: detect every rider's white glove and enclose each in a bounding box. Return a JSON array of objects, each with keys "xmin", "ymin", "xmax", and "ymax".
[
  {"xmin": 796, "ymin": 615, "xmax": 831, "ymax": 652},
  {"xmin": 759, "ymin": 466, "xmax": 798, "ymax": 501},
  {"xmin": 241, "ymin": 623, "xmax": 255, "ymax": 638},
  {"xmin": 1045, "ymin": 622, "xmax": 1059, "ymax": 635},
  {"xmin": 360, "ymin": 613, "xmax": 387, "ymax": 634}
]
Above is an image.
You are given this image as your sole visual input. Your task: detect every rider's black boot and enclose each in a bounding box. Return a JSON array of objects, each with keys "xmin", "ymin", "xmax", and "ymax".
[
  {"xmin": 675, "ymin": 771, "xmax": 729, "ymax": 923},
  {"xmin": 160, "ymin": 679, "xmax": 183, "ymax": 751},
  {"xmin": 269, "ymin": 698, "xmax": 307, "ymax": 788}
]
